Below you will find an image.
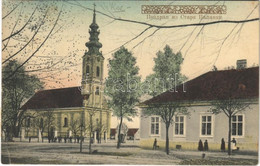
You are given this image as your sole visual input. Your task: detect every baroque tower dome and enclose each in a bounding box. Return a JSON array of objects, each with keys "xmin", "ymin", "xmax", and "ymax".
[{"xmin": 85, "ymin": 6, "xmax": 102, "ymax": 55}]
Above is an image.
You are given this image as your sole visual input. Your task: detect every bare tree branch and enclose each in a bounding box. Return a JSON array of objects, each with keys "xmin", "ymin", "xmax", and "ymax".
[
  {"xmin": 2, "ymin": 2, "xmax": 22, "ymax": 20},
  {"xmin": 3, "ymin": 8, "xmax": 49, "ymax": 64},
  {"xmin": 2, "ymin": 5, "xmax": 24, "ymax": 52},
  {"xmin": 132, "ymin": 28, "xmax": 160, "ymax": 50},
  {"xmin": 105, "ymin": 27, "xmax": 152, "ymax": 55},
  {"xmin": 2, "ymin": 5, "xmax": 38, "ymax": 42},
  {"xmin": 183, "ymin": 26, "xmax": 205, "ymax": 59},
  {"xmin": 5, "ymin": 9, "xmax": 63, "ymax": 80},
  {"xmin": 66, "ymin": 1, "xmax": 259, "ymax": 29}
]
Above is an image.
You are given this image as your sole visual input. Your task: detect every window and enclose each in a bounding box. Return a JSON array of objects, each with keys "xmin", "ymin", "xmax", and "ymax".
[
  {"xmin": 96, "ymin": 66, "xmax": 100, "ymax": 77},
  {"xmin": 95, "ymin": 87, "xmax": 100, "ymax": 95},
  {"xmin": 64, "ymin": 117, "xmax": 68, "ymax": 127},
  {"xmin": 96, "ymin": 118, "xmax": 99, "ymax": 126},
  {"xmin": 232, "ymin": 115, "xmax": 243, "ymax": 136},
  {"xmin": 175, "ymin": 116, "xmax": 185, "ymax": 135},
  {"xmin": 86, "ymin": 65, "xmax": 90, "ymax": 75},
  {"xmin": 151, "ymin": 117, "xmax": 159, "ymax": 135},
  {"xmin": 201, "ymin": 115, "xmax": 212, "ymax": 136},
  {"xmin": 26, "ymin": 118, "xmax": 30, "ymax": 127}
]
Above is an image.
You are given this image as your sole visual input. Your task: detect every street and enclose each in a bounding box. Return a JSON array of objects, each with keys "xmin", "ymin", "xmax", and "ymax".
[{"xmin": 1, "ymin": 141, "xmax": 258, "ymax": 164}]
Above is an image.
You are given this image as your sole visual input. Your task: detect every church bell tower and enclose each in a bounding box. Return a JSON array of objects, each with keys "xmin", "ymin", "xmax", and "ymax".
[{"xmin": 82, "ymin": 5, "xmax": 104, "ymax": 108}]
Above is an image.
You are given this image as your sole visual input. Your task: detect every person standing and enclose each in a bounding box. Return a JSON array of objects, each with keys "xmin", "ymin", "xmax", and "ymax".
[
  {"xmin": 153, "ymin": 138, "xmax": 157, "ymax": 150},
  {"xmin": 204, "ymin": 140, "xmax": 209, "ymax": 151},
  {"xmin": 231, "ymin": 138, "xmax": 237, "ymax": 150},
  {"xmin": 198, "ymin": 139, "xmax": 203, "ymax": 151},
  {"xmin": 221, "ymin": 138, "xmax": 225, "ymax": 152}
]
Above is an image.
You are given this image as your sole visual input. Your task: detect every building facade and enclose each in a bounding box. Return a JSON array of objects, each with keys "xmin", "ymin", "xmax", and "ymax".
[
  {"xmin": 20, "ymin": 8, "xmax": 111, "ymax": 142},
  {"xmin": 139, "ymin": 67, "xmax": 259, "ymax": 151}
]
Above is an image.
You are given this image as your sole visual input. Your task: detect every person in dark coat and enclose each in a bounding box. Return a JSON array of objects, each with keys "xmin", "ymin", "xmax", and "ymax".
[
  {"xmin": 153, "ymin": 138, "xmax": 157, "ymax": 150},
  {"xmin": 198, "ymin": 139, "xmax": 203, "ymax": 151},
  {"xmin": 58, "ymin": 136, "xmax": 62, "ymax": 143},
  {"xmin": 221, "ymin": 138, "xmax": 225, "ymax": 152},
  {"xmin": 204, "ymin": 140, "xmax": 209, "ymax": 151}
]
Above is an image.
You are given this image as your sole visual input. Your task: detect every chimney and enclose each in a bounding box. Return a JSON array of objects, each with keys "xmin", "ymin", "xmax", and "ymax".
[{"xmin": 236, "ymin": 59, "xmax": 247, "ymax": 69}]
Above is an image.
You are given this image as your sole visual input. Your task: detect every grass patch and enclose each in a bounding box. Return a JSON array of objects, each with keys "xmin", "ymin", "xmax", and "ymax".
[{"xmin": 179, "ymin": 158, "xmax": 258, "ymax": 165}]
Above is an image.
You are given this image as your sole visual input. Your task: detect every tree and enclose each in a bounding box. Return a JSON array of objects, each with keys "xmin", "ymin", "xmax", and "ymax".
[
  {"xmin": 70, "ymin": 118, "xmax": 81, "ymax": 143},
  {"xmin": 41, "ymin": 109, "xmax": 55, "ymax": 143},
  {"xmin": 85, "ymin": 109, "xmax": 95, "ymax": 154},
  {"xmin": 143, "ymin": 45, "xmax": 188, "ymax": 155},
  {"xmin": 105, "ymin": 47, "xmax": 141, "ymax": 149},
  {"xmin": 33, "ymin": 112, "xmax": 48, "ymax": 142},
  {"xmin": 143, "ymin": 104, "xmax": 188, "ymax": 155},
  {"xmin": 143, "ymin": 45, "xmax": 187, "ymax": 97},
  {"xmin": 2, "ymin": 60, "xmax": 43, "ymax": 139},
  {"xmin": 210, "ymin": 71, "xmax": 251, "ymax": 155}
]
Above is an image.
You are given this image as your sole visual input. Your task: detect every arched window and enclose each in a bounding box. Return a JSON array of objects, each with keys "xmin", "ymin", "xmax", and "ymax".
[
  {"xmin": 95, "ymin": 87, "xmax": 100, "ymax": 95},
  {"xmin": 64, "ymin": 117, "xmax": 68, "ymax": 127},
  {"xmin": 96, "ymin": 66, "xmax": 100, "ymax": 77},
  {"xmin": 86, "ymin": 65, "xmax": 90, "ymax": 75},
  {"xmin": 96, "ymin": 118, "xmax": 99, "ymax": 126}
]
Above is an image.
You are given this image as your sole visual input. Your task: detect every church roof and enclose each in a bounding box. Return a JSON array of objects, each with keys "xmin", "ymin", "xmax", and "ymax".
[
  {"xmin": 21, "ymin": 87, "xmax": 83, "ymax": 110},
  {"xmin": 21, "ymin": 86, "xmax": 109, "ymax": 110},
  {"xmin": 142, "ymin": 67, "xmax": 259, "ymax": 105}
]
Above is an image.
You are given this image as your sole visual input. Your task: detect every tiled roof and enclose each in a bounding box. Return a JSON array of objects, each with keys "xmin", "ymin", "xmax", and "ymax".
[
  {"xmin": 143, "ymin": 67, "xmax": 259, "ymax": 105},
  {"xmin": 21, "ymin": 87, "xmax": 84, "ymax": 110},
  {"xmin": 110, "ymin": 128, "xmax": 139, "ymax": 137}
]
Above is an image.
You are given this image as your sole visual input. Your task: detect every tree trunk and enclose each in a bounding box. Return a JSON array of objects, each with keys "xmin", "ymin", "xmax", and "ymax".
[
  {"xmin": 89, "ymin": 115, "xmax": 93, "ymax": 154},
  {"xmin": 89, "ymin": 131, "xmax": 92, "ymax": 154},
  {"xmin": 99, "ymin": 133, "xmax": 102, "ymax": 144},
  {"xmin": 228, "ymin": 116, "xmax": 232, "ymax": 155},
  {"xmin": 165, "ymin": 124, "xmax": 170, "ymax": 155},
  {"xmin": 117, "ymin": 116, "xmax": 123, "ymax": 149},
  {"xmin": 80, "ymin": 128, "xmax": 83, "ymax": 153},
  {"xmin": 48, "ymin": 127, "xmax": 50, "ymax": 143}
]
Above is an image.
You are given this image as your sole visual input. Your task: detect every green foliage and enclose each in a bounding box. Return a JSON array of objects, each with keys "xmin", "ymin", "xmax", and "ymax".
[
  {"xmin": 2, "ymin": 60, "xmax": 43, "ymax": 137},
  {"xmin": 142, "ymin": 45, "xmax": 187, "ymax": 155},
  {"xmin": 105, "ymin": 47, "xmax": 141, "ymax": 119},
  {"xmin": 143, "ymin": 45, "xmax": 187, "ymax": 96},
  {"xmin": 105, "ymin": 47, "xmax": 141, "ymax": 148},
  {"xmin": 142, "ymin": 45, "xmax": 188, "ymax": 123}
]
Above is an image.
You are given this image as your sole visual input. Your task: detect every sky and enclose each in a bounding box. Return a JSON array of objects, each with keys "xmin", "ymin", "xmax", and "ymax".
[{"xmin": 2, "ymin": 1, "xmax": 259, "ymax": 90}]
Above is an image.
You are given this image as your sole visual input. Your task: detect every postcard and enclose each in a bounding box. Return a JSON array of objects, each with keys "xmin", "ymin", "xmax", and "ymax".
[{"xmin": 1, "ymin": 0, "xmax": 259, "ymax": 165}]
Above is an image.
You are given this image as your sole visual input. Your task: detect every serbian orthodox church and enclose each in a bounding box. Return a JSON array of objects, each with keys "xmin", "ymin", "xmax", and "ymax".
[{"xmin": 20, "ymin": 8, "xmax": 111, "ymax": 142}]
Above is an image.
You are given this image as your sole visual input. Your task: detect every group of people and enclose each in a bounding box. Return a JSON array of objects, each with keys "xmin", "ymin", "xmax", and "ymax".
[
  {"xmin": 28, "ymin": 136, "xmax": 85, "ymax": 143},
  {"xmin": 199, "ymin": 138, "xmax": 238, "ymax": 152},
  {"xmin": 221, "ymin": 138, "xmax": 238, "ymax": 151},
  {"xmin": 152, "ymin": 138, "xmax": 238, "ymax": 151},
  {"xmin": 59, "ymin": 136, "xmax": 84, "ymax": 143},
  {"xmin": 198, "ymin": 139, "xmax": 209, "ymax": 151}
]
